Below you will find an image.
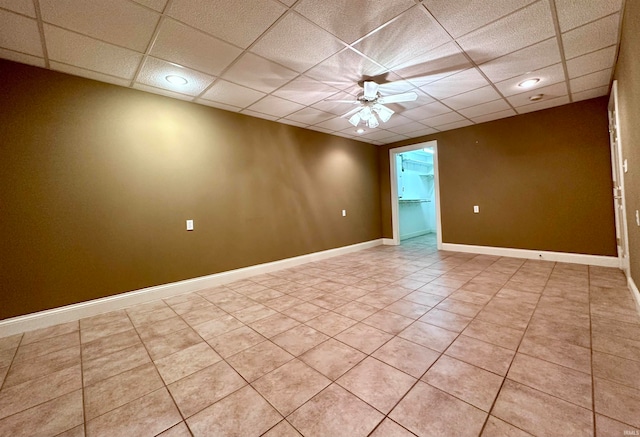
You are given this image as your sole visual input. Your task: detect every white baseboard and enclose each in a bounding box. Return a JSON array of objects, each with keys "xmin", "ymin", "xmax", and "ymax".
[
  {"xmin": 441, "ymin": 243, "xmax": 620, "ymax": 267},
  {"xmin": 382, "ymin": 238, "xmax": 397, "ymax": 246},
  {"xmin": 628, "ymin": 275, "xmax": 640, "ymax": 315},
  {"xmin": 0, "ymin": 239, "xmax": 383, "ymax": 337}
]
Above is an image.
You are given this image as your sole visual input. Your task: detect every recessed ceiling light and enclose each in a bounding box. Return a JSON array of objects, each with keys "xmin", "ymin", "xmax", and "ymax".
[
  {"xmin": 165, "ymin": 75, "xmax": 188, "ymax": 85},
  {"xmin": 518, "ymin": 78, "xmax": 540, "ymax": 88},
  {"xmin": 529, "ymin": 94, "xmax": 544, "ymax": 101},
  {"xmin": 356, "ymin": 128, "xmax": 365, "ymax": 134}
]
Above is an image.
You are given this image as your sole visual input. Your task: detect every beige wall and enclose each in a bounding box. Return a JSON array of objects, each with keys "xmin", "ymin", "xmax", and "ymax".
[
  {"xmin": 0, "ymin": 60, "xmax": 382, "ymax": 319},
  {"xmin": 614, "ymin": 0, "xmax": 640, "ymax": 286},
  {"xmin": 379, "ymin": 98, "xmax": 617, "ymax": 257}
]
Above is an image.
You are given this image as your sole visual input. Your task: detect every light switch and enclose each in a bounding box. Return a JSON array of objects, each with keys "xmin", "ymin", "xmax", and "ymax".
[
  {"xmin": 636, "ymin": 210, "xmax": 639, "ymax": 227},
  {"xmin": 186, "ymin": 219, "xmax": 194, "ymax": 231},
  {"xmin": 473, "ymin": 205, "xmax": 479, "ymax": 213},
  {"xmin": 342, "ymin": 210, "xmax": 347, "ymax": 217}
]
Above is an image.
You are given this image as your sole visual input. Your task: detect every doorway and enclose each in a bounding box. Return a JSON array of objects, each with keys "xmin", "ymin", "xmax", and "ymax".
[{"xmin": 389, "ymin": 141, "xmax": 442, "ymax": 248}]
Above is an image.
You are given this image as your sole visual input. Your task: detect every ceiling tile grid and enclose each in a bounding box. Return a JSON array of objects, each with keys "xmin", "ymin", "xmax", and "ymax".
[{"xmin": 0, "ymin": 0, "xmax": 625, "ymax": 145}]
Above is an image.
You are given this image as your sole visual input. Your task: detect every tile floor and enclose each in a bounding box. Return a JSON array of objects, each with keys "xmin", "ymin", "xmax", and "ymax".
[{"xmin": 1, "ymin": 235, "xmax": 639, "ymax": 437}]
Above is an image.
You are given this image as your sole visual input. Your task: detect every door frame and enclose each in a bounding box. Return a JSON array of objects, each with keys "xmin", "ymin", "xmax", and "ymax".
[
  {"xmin": 608, "ymin": 80, "xmax": 630, "ymax": 273},
  {"xmin": 389, "ymin": 140, "xmax": 442, "ymax": 248}
]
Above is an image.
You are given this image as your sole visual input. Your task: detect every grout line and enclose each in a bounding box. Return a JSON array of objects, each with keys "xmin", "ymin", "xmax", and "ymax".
[
  {"xmin": 31, "ymin": 0, "xmax": 49, "ymax": 69},
  {"xmin": 548, "ymin": 0, "xmax": 574, "ymax": 103}
]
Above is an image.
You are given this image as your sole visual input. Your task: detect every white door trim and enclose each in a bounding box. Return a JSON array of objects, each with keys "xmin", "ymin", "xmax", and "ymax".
[
  {"xmin": 608, "ymin": 80, "xmax": 631, "ymax": 274},
  {"xmin": 389, "ymin": 141, "xmax": 442, "ymax": 248}
]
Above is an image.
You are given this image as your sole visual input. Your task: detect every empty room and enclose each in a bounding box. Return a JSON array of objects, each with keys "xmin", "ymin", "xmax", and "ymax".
[{"xmin": 0, "ymin": 0, "xmax": 639, "ymax": 436}]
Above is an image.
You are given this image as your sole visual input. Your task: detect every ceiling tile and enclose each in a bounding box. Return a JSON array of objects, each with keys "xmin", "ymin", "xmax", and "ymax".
[
  {"xmin": 360, "ymin": 130, "xmax": 398, "ymax": 141},
  {"xmin": 307, "ymin": 125, "xmax": 334, "ymax": 134},
  {"xmin": 479, "ymin": 38, "xmax": 561, "ymax": 83},
  {"xmin": 376, "ymin": 114, "xmax": 414, "ymax": 129},
  {"xmin": 436, "ymin": 119, "xmax": 474, "ymax": 131},
  {"xmin": 44, "ymin": 25, "xmax": 142, "ymax": 79},
  {"xmin": 562, "ymin": 13, "xmax": 620, "ymax": 59},
  {"xmin": 470, "ymin": 108, "xmax": 517, "ymax": 124},
  {"xmin": 200, "ymin": 80, "xmax": 266, "ymax": 107},
  {"xmin": 555, "ymin": 0, "xmax": 622, "ymax": 32},
  {"xmin": 315, "ymin": 116, "xmax": 353, "ymax": 131},
  {"xmin": 441, "ymin": 86, "xmax": 501, "ymax": 110},
  {"xmin": 136, "ymin": 56, "xmax": 215, "ymax": 96},
  {"xmin": 570, "ymin": 68, "xmax": 611, "ymax": 93},
  {"xmin": 278, "ymin": 118, "xmax": 307, "ymax": 128},
  {"xmin": 572, "ymin": 85, "xmax": 609, "ymax": 102},
  {"xmin": 402, "ymin": 101, "xmax": 451, "ymax": 121},
  {"xmin": 396, "ymin": 42, "xmax": 472, "ymax": 87},
  {"xmin": 0, "ymin": 10, "xmax": 41, "ymax": 56},
  {"xmin": 423, "ymin": 111, "xmax": 466, "ymax": 127},
  {"xmin": 246, "ymin": 95, "xmax": 305, "ymax": 118},
  {"xmin": 403, "ymin": 126, "xmax": 438, "ymax": 137},
  {"xmin": 566, "ymin": 45, "xmax": 616, "ymax": 78},
  {"xmin": 150, "ymin": 18, "xmax": 242, "ymax": 76},
  {"xmin": 195, "ymin": 99, "xmax": 241, "ymax": 112},
  {"xmin": 0, "ymin": 47, "xmax": 44, "ymax": 67},
  {"xmin": 240, "ymin": 109, "xmax": 279, "ymax": 121},
  {"xmin": 167, "ymin": 0, "xmax": 286, "ymax": 49},
  {"xmin": 0, "ymin": 0, "xmax": 35, "ymax": 17},
  {"xmin": 457, "ymin": 0, "xmax": 555, "ymax": 64},
  {"xmin": 458, "ymin": 98, "xmax": 511, "ymax": 118},
  {"xmin": 380, "ymin": 134, "xmax": 410, "ymax": 144},
  {"xmin": 39, "ymin": 0, "xmax": 159, "ymax": 52},
  {"xmin": 507, "ymin": 82, "xmax": 568, "ymax": 107},
  {"xmin": 221, "ymin": 53, "xmax": 299, "ymax": 93},
  {"xmin": 284, "ymin": 107, "xmax": 335, "ymax": 125},
  {"xmin": 130, "ymin": 0, "xmax": 168, "ymax": 12},
  {"xmin": 354, "ymin": 6, "xmax": 452, "ymax": 69},
  {"xmin": 423, "ymin": 0, "xmax": 536, "ymax": 38},
  {"xmin": 516, "ymin": 95, "xmax": 570, "ymax": 114},
  {"xmin": 50, "ymin": 62, "xmax": 131, "ymax": 87},
  {"xmin": 272, "ymin": 76, "xmax": 340, "ymax": 105},
  {"xmin": 387, "ymin": 120, "xmax": 431, "ymax": 135},
  {"xmin": 251, "ymin": 12, "xmax": 345, "ymax": 73},
  {"xmin": 494, "ymin": 63, "xmax": 565, "ymax": 97},
  {"xmin": 295, "ymin": 0, "xmax": 414, "ymax": 44},
  {"xmin": 420, "ymin": 68, "xmax": 489, "ymax": 99},
  {"xmin": 132, "ymin": 83, "xmax": 193, "ymax": 101},
  {"xmin": 305, "ymin": 48, "xmax": 387, "ymax": 90}
]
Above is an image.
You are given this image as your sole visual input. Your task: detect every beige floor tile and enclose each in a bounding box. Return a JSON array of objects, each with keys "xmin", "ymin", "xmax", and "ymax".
[
  {"xmin": 191, "ymin": 315, "xmax": 244, "ymax": 339},
  {"xmin": 526, "ymin": 316, "xmax": 591, "ymax": 348},
  {"xmin": 384, "ymin": 300, "xmax": 431, "ymax": 319},
  {"xmin": 592, "ymin": 331, "xmax": 640, "ymax": 362},
  {"xmin": 169, "ymin": 297, "xmax": 215, "ymax": 315},
  {"xmin": 86, "ymin": 388, "xmax": 181, "ymax": 437},
  {"xmin": 519, "ymin": 333, "xmax": 591, "ymax": 374},
  {"xmin": 0, "ymin": 366, "xmax": 7, "ymax": 387},
  {"xmin": 0, "ymin": 364, "xmax": 81, "ymax": 420},
  {"xmin": 288, "ymin": 383, "xmax": 383, "ymax": 437},
  {"xmin": 389, "ymin": 381, "xmax": 487, "ymax": 437},
  {"xmin": 592, "ymin": 316, "xmax": 640, "ymax": 341},
  {"xmin": 398, "ymin": 321, "xmax": 458, "ymax": 352},
  {"xmin": 271, "ymin": 325, "xmax": 329, "ymax": 356},
  {"xmin": 179, "ymin": 306, "xmax": 227, "ymax": 327},
  {"xmin": 81, "ymin": 329, "xmax": 141, "ymax": 361},
  {"xmin": 592, "ymin": 351, "xmax": 640, "ymax": 391},
  {"xmin": 186, "ymin": 385, "xmax": 281, "ymax": 437},
  {"xmin": 13, "ymin": 331, "xmax": 79, "ymax": 363},
  {"xmin": 493, "ymin": 380, "xmax": 593, "ymax": 436},
  {"xmin": 419, "ymin": 308, "xmax": 472, "ymax": 332},
  {"xmin": 232, "ymin": 304, "xmax": 277, "ymax": 324},
  {"xmin": 84, "ymin": 362, "xmax": 163, "ymax": 419},
  {"xmin": 333, "ymin": 301, "xmax": 378, "ymax": 320},
  {"xmin": 369, "ymin": 418, "xmax": 417, "ymax": 437},
  {"xmin": 135, "ymin": 316, "xmax": 189, "ymax": 342},
  {"xmin": 448, "ymin": 289, "xmax": 493, "ymax": 305},
  {"xmin": 0, "ymin": 390, "xmax": 83, "ymax": 437},
  {"xmin": 595, "ymin": 414, "xmax": 640, "ymax": 437},
  {"xmin": 252, "ymin": 359, "xmax": 330, "ymax": 416},
  {"xmin": 262, "ymin": 420, "xmax": 302, "ymax": 437},
  {"xmin": 128, "ymin": 307, "xmax": 177, "ymax": 327},
  {"xmin": 305, "ymin": 312, "xmax": 358, "ymax": 337},
  {"xmin": 227, "ymin": 341, "xmax": 293, "ymax": 382},
  {"xmin": 402, "ymin": 291, "xmax": 445, "ymax": 307},
  {"xmin": 337, "ymin": 357, "xmax": 416, "ymax": 414},
  {"xmin": 372, "ymin": 336, "xmax": 440, "ymax": 378},
  {"xmin": 250, "ymin": 313, "xmax": 300, "ymax": 338},
  {"xmin": 79, "ymin": 310, "xmax": 129, "ymax": 331},
  {"xmin": 156, "ymin": 422, "xmax": 192, "ymax": 437},
  {"xmin": 264, "ymin": 295, "xmax": 304, "ymax": 312},
  {"xmin": 82, "ymin": 343, "xmax": 150, "ymax": 386},
  {"xmin": 335, "ymin": 323, "xmax": 393, "ymax": 354},
  {"xmin": 142, "ymin": 327, "xmax": 202, "ymax": 360},
  {"xmin": 462, "ymin": 319, "xmax": 524, "ymax": 350},
  {"xmin": 0, "ymin": 347, "xmax": 15, "ymax": 369},
  {"xmin": 3, "ymin": 344, "xmax": 80, "ymax": 387},
  {"xmin": 418, "ymin": 283, "xmax": 458, "ymax": 297},
  {"xmin": 0, "ymin": 333, "xmax": 23, "ymax": 351},
  {"xmin": 481, "ymin": 415, "xmax": 534, "ymax": 437},
  {"xmin": 423, "ymin": 355, "xmax": 503, "ymax": 411},
  {"xmin": 507, "ymin": 353, "xmax": 592, "ymax": 409},
  {"xmin": 445, "ymin": 335, "xmax": 515, "ymax": 376},
  {"xmin": 21, "ymin": 321, "xmax": 79, "ymax": 345},
  {"xmin": 57, "ymin": 424, "xmax": 85, "ymax": 437},
  {"xmin": 362, "ymin": 310, "xmax": 414, "ymax": 335},
  {"xmin": 81, "ymin": 317, "xmax": 134, "ymax": 344},
  {"xmin": 168, "ymin": 361, "xmax": 246, "ymax": 418},
  {"xmin": 594, "ymin": 377, "xmax": 640, "ymax": 428},
  {"xmin": 154, "ymin": 342, "xmax": 222, "ymax": 384},
  {"xmin": 283, "ymin": 302, "xmax": 329, "ymax": 322},
  {"xmin": 300, "ymin": 338, "xmax": 366, "ymax": 380},
  {"xmin": 206, "ymin": 326, "xmax": 265, "ymax": 358},
  {"xmin": 309, "ymin": 294, "xmax": 351, "ymax": 310}
]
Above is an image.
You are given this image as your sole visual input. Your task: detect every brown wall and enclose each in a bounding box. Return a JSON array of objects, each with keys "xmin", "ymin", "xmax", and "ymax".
[
  {"xmin": 0, "ymin": 60, "xmax": 382, "ymax": 320},
  {"xmin": 379, "ymin": 98, "xmax": 617, "ymax": 257},
  {"xmin": 615, "ymin": 0, "xmax": 640, "ymax": 285}
]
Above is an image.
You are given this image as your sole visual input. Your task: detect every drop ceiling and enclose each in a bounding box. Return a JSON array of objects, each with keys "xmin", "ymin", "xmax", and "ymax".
[{"xmin": 0, "ymin": 0, "xmax": 624, "ymax": 145}]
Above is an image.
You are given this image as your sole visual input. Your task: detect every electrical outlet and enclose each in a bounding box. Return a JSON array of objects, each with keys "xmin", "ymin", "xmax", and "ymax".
[
  {"xmin": 342, "ymin": 210, "xmax": 347, "ymax": 217},
  {"xmin": 186, "ymin": 220, "xmax": 194, "ymax": 231},
  {"xmin": 636, "ymin": 210, "xmax": 639, "ymax": 227},
  {"xmin": 473, "ymin": 205, "xmax": 479, "ymax": 213}
]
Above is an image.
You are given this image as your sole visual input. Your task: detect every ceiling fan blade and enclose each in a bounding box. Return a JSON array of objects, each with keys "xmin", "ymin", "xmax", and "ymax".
[
  {"xmin": 341, "ymin": 106, "xmax": 363, "ymax": 119},
  {"xmin": 363, "ymin": 81, "xmax": 379, "ymax": 99},
  {"xmin": 377, "ymin": 92, "xmax": 418, "ymax": 104},
  {"xmin": 324, "ymin": 99, "xmax": 359, "ymax": 103}
]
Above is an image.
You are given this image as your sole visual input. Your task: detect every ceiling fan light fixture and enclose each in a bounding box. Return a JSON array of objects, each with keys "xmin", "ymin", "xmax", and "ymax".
[
  {"xmin": 518, "ymin": 78, "xmax": 540, "ymax": 88},
  {"xmin": 348, "ymin": 113, "xmax": 361, "ymax": 127},
  {"xmin": 367, "ymin": 113, "xmax": 379, "ymax": 128},
  {"xmin": 373, "ymin": 104, "xmax": 394, "ymax": 122}
]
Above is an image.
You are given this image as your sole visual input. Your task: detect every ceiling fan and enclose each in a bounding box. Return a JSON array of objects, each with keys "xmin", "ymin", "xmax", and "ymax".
[{"xmin": 329, "ymin": 81, "xmax": 418, "ymax": 129}]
